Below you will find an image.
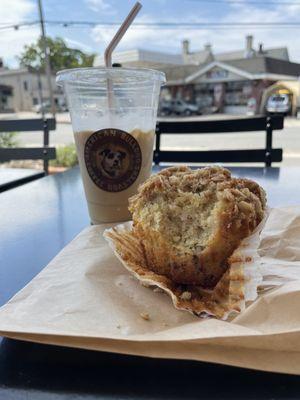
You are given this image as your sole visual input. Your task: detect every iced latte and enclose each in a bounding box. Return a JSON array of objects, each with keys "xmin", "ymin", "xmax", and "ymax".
[
  {"xmin": 56, "ymin": 67, "xmax": 165, "ymax": 223},
  {"xmin": 74, "ymin": 129, "xmax": 154, "ymax": 223}
]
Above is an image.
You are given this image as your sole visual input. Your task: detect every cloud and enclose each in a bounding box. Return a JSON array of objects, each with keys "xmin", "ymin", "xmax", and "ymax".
[
  {"xmin": 91, "ymin": 3, "xmax": 300, "ymax": 62},
  {"xmin": 64, "ymin": 38, "xmax": 95, "ymax": 53},
  {"xmin": 0, "ymin": 28, "xmax": 40, "ymax": 67},
  {"xmin": 85, "ymin": 0, "xmax": 114, "ymax": 13},
  {"xmin": 91, "ymin": 14, "xmax": 190, "ymax": 53},
  {"xmin": 220, "ymin": 1, "xmax": 300, "ymax": 60},
  {"xmin": 0, "ymin": 0, "xmax": 39, "ymax": 67},
  {"xmin": 1, "ymin": 0, "xmax": 35, "ymax": 22}
]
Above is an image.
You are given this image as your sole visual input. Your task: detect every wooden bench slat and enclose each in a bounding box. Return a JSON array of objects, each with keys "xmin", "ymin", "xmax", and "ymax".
[{"xmin": 0, "ymin": 147, "xmax": 56, "ymax": 161}]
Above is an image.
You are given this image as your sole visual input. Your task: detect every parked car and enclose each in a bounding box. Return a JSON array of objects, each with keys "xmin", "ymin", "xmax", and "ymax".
[
  {"xmin": 158, "ymin": 99, "xmax": 201, "ymax": 117},
  {"xmin": 158, "ymin": 100, "xmax": 173, "ymax": 116},
  {"xmin": 171, "ymin": 99, "xmax": 201, "ymax": 116},
  {"xmin": 266, "ymin": 94, "xmax": 291, "ymax": 115}
]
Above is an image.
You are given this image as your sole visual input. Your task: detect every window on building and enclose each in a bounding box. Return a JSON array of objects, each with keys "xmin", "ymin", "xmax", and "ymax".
[
  {"xmin": 23, "ymin": 81, "xmax": 28, "ymax": 91},
  {"xmin": 32, "ymin": 97, "xmax": 38, "ymax": 105},
  {"xmin": 224, "ymin": 81, "xmax": 249, "ymax": 106},
  {"xmin": 38, "ymin": 81, "xmax": 42, "ymax": 90},
  {"xmin": 194, "ymin": 83, "xmax": 214, "ymax": 108},
  {"xmin": 3, "ymin": 88, "xmax": 12, "ymax": 96}
]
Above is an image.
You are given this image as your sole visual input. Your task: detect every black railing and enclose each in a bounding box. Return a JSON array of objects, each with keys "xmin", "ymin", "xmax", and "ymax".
[
  {"xmin": 0, "ymin": 118, "xmax": 56, "ymax": 174},
  {"xmin": 154, "ymin": 115, "xmax": 284, "ymax": 167}
]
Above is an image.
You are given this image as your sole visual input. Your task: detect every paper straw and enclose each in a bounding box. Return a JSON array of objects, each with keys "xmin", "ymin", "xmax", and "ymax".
[
  {"xmin": 104, "ymin": 2, "xmax": 142, "ymax": 68},
  {"xmin": 104, "ymin": 2, "xmax": 142, "ymax": 119}
]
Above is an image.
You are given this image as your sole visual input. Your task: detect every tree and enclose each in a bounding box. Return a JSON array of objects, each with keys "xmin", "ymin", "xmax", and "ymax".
[{"xmin": 19, "ymin": 37, "xmax": 95, "ymax": 72}]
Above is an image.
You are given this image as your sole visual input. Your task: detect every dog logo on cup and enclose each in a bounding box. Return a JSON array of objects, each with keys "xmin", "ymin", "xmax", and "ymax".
[
  {"xmin": 97, "ymin": 148, "xmax": 127, "ymax": 179},
  {"xmin": 84, "ymin": 129, "xmax": 142, "ymax": 192}
]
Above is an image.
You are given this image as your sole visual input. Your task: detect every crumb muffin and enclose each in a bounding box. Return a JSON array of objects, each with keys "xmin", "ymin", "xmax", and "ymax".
[{"xmin": 129, "ymin": 166, "xmax": 266, "ymax": 288}]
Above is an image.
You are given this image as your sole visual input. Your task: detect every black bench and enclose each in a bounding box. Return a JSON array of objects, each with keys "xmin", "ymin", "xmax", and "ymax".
[
  {"xmin": 154, "ymin": 116, "xmax": 284, "ymax": 167},
  {"xmin": 0, "ymin": 118, "xmax": 56, "ymax": 191}
]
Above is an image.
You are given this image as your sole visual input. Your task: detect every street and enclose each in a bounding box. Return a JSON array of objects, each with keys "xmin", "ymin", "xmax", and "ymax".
[{"xmin": 2, "ymin": 112, "xmax": 300, "ymax": 166}]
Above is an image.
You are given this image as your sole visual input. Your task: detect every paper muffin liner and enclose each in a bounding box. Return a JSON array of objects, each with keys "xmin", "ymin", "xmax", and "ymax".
[{"xmin": 103, "ymin": 214, "xmax": 268, "ymax": 320}]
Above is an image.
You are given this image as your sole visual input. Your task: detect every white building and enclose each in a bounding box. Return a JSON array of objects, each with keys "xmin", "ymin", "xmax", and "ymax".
[
  {"xmin": 94, "ymin": 48, "xmax": 183, "ymax": 69},
  {"xmin": 0, "ymin": 67, "xmax": 64, "ymax": 112}
]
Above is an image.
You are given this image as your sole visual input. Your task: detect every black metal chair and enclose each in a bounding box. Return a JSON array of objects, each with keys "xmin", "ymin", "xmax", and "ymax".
[
  {"xmin": 154, "ymin": 116, "xmax": 284, "ymax": 167},
  {"xmin": 0, "ymin": 118, "xmax": 56, "ymax": 191}
]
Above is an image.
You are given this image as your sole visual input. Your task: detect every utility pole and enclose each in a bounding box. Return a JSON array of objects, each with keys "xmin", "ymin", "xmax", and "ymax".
[
  {"xmin": 37, "ymin": 69, "xmax": 45, "ymax": 119},
  {"xmin": 37, "ymin": 0, "xmax": 56, "ymax": 117}
]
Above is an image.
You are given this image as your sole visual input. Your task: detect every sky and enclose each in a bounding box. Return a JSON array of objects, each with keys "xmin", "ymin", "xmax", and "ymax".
[{"xmin": 2, "ymin": 0, "xmax": 300, "ymax": 67}]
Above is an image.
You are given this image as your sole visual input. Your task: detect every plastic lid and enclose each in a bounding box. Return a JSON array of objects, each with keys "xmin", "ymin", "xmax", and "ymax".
[{"xmin": 56, "ymin": 67, "xmax": 166, "ymax": 87}]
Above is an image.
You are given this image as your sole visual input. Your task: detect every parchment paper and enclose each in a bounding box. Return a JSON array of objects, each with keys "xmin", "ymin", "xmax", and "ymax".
[{"xmin": 1, "ymin": 206, "xmax": 300, "ymax": 374}]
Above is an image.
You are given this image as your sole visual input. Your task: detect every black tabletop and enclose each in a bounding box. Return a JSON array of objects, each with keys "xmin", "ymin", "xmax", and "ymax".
[
  {"xmin": 0, "ymin": 168, "xmax": 44, "ymax": 193},
  {"xmin": 0, "ymin": 168, "xmax": 40, "ymax": 186},
  {"xmin": 1, "ymin": 165, "xmax": 300, "ymax": 399}
]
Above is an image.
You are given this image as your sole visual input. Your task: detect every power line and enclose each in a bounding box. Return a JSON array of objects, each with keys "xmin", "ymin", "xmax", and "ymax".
[
  {"xmin": 0, "ymin": 21, "xmax": 39, "ymax": 30},
  {"xmin": 43, "ymin": 20, "xmax": 300, "ymax": 26},
  {"xmin": 2, "ymin": 19, "xmax": 300, "ymax": 32},
  {"xmin": 46, "ymin": 25, "xmax": 300, "ymax": 30}
]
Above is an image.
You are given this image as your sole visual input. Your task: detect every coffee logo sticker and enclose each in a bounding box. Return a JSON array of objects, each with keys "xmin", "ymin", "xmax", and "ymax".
[{"xmin": 84, "ymin": 128, "xmax": 142, "ymax": 192}]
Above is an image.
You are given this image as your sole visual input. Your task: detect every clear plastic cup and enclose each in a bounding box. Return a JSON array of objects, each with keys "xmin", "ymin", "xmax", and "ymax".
[{"xmin": 56, "ymin": 67, "xmax": 165, "ymax": 224}]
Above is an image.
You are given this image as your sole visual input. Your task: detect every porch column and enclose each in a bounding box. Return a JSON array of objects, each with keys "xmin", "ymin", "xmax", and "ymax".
[{"xmin": 213, "ymin": 83, "xmax": 225, "ymax": 112}]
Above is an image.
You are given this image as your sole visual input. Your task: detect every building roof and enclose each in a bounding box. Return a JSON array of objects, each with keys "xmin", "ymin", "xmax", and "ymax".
[
  {"xmin": 161, "ymin": 64, "xmax": 200, "ymax": 83},
  {"xmin": 166, "ymin": 56, "xmax": 300, "ymax": 86},
  {"xmin": 226, "ymin": 57, "xmax": 300, "ymax": 77},
  {"xmin": 183, "ymin": 49, "xmax": 213, "ymax": 65},
  {"xmin": 225, "ymin": 57, "xmax": 266, "ymax": 74},
  {"xmin": 216, "ymin": 47, "xmax": 289, "ymax": 62}
]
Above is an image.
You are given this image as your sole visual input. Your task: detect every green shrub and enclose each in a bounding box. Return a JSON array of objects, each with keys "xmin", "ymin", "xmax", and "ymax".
[
  {"xmin": 0, "ymin": 132, "xmax": 18, "ymax": 148},
  {"xmin": 50, "ymin": 144, "xmax": 78, "ymax": 168}
]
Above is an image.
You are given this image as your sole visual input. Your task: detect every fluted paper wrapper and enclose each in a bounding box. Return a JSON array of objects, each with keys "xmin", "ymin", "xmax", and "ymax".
[
  {"xmin": 103, "ymin": 213, "xmax": 267, "ymax": 320},
  {"xmin": 1, "ymin": 206, "xmax": 300, "ymax": 375}
]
